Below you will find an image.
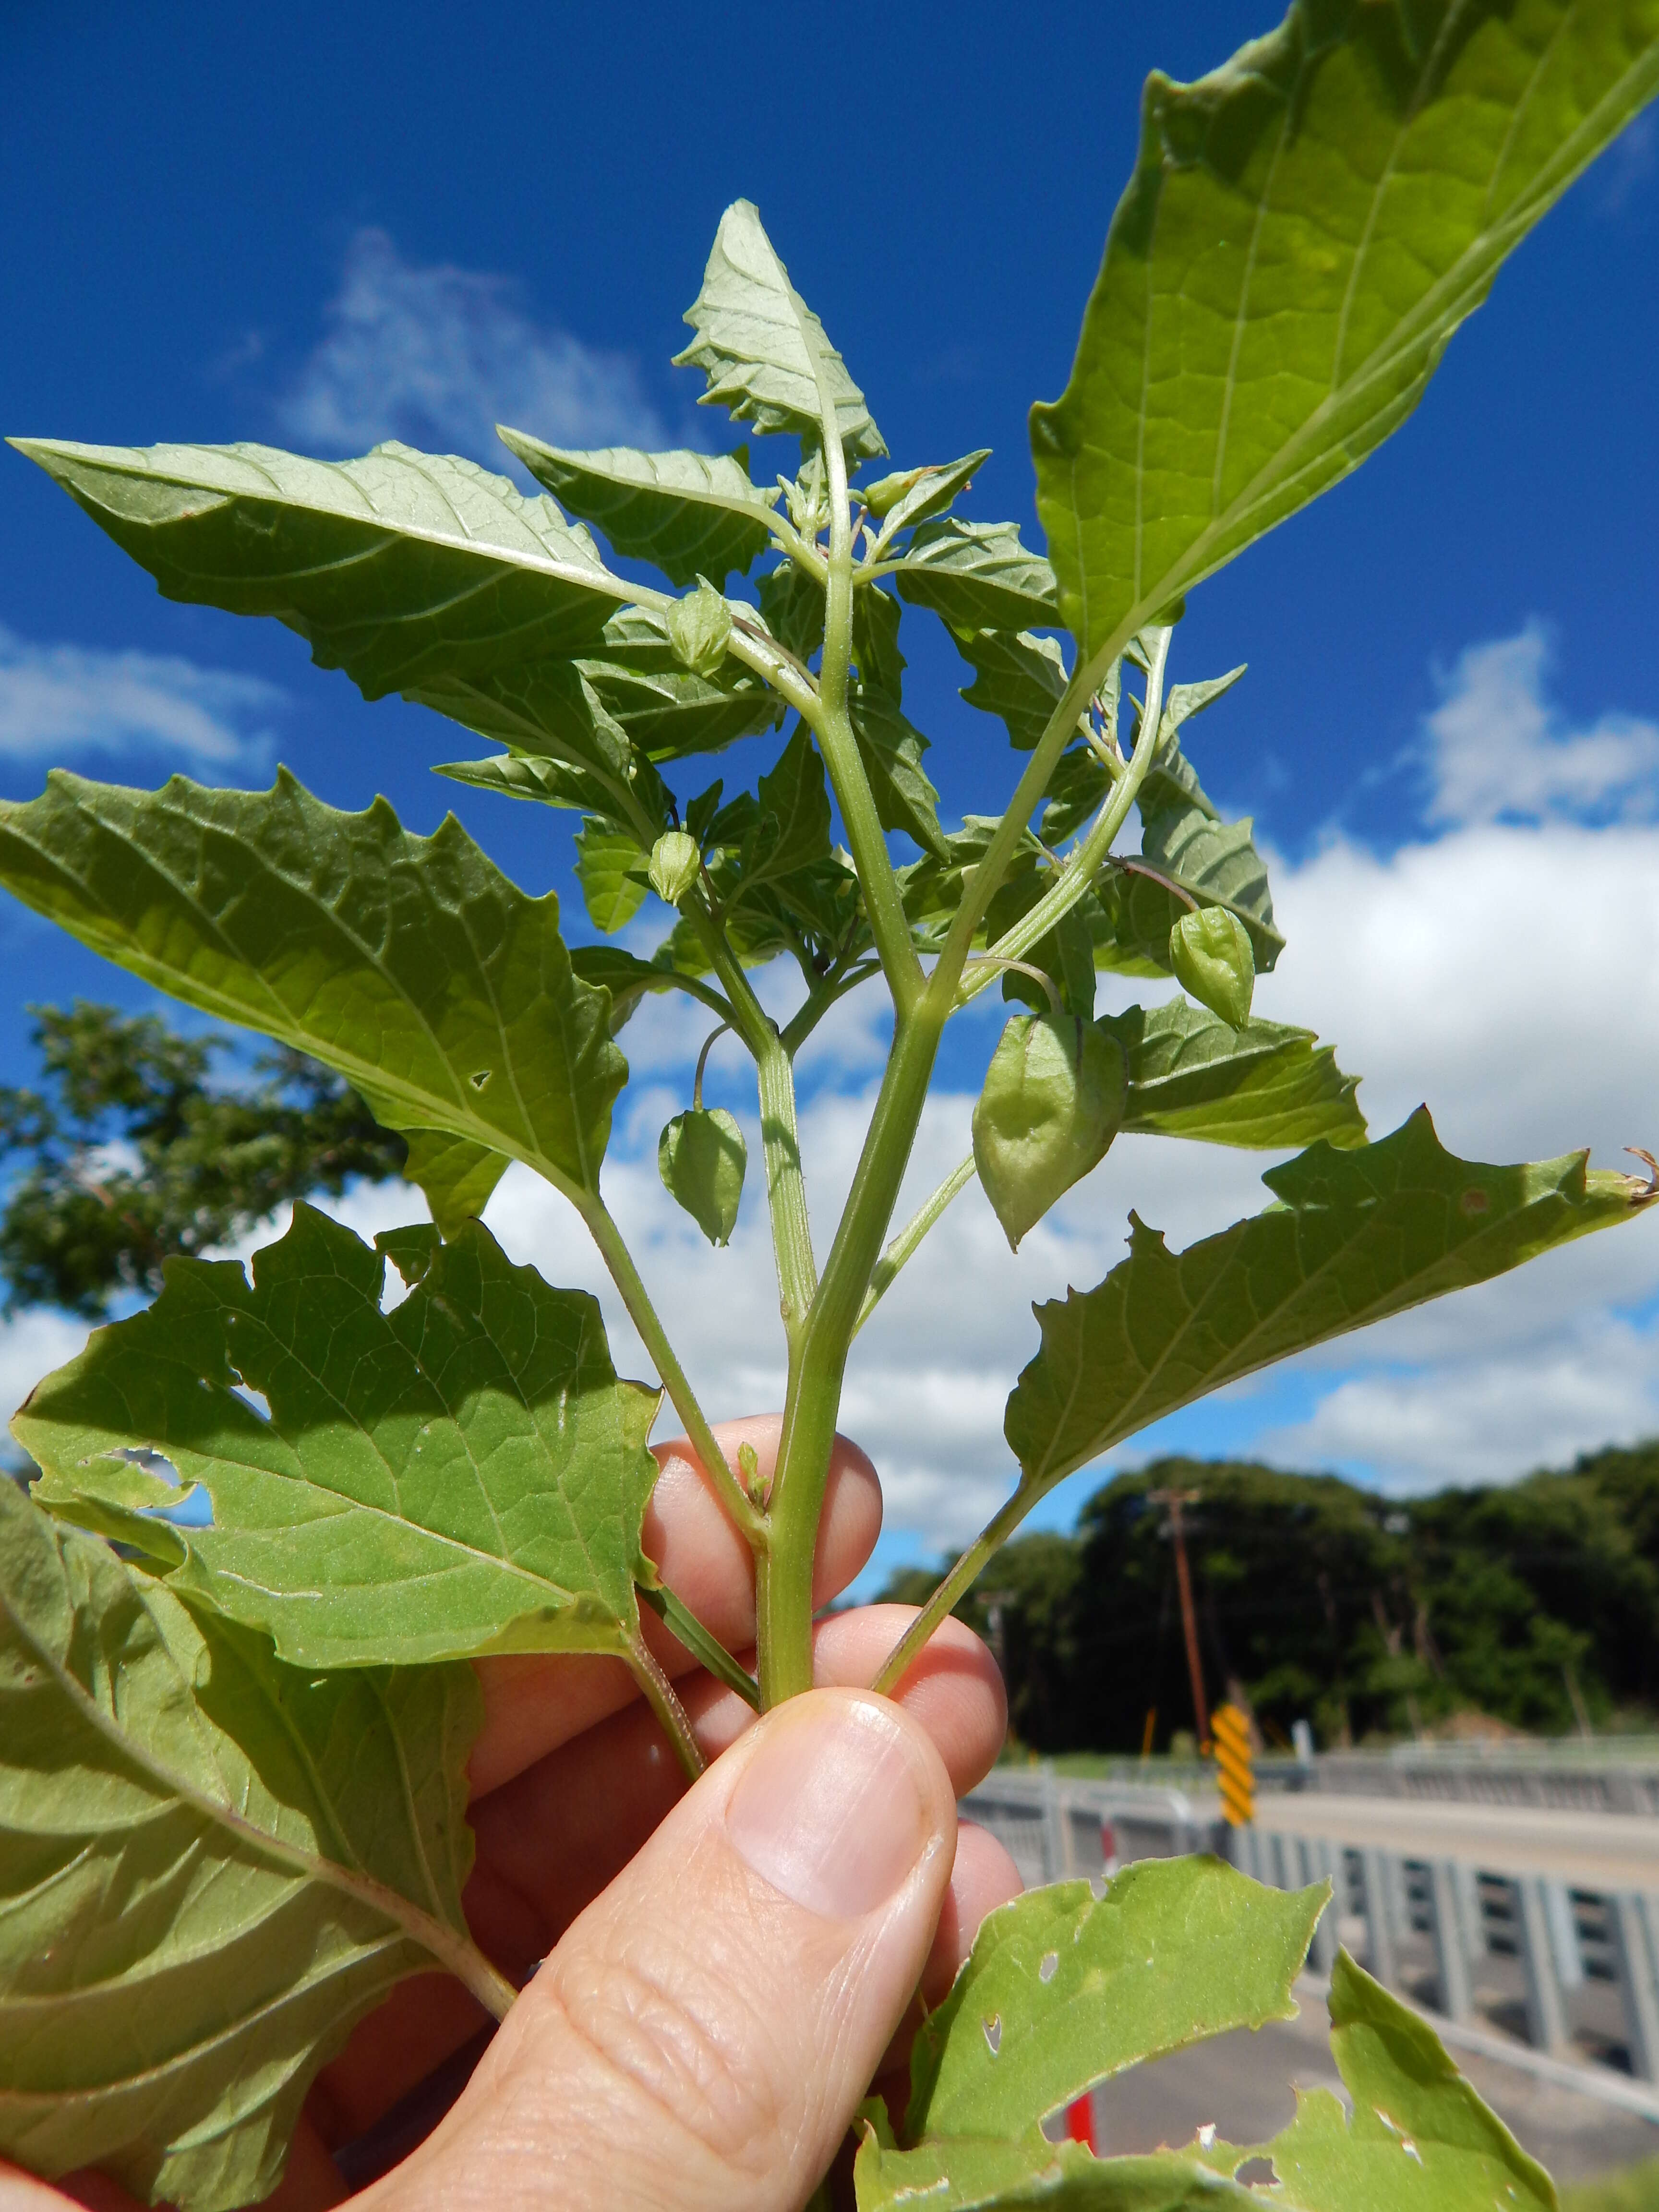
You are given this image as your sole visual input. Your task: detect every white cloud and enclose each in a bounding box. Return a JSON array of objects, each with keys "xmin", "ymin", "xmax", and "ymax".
[
  {"xmin": 278, "ymin": 228, "xmax": 668, "ymax": 465},
  {"xmin": 1421, "ymin": 625, "xmax": 1659, "ymax": 828},
  {"xmin": 0, "ymin": 1308, "xmax": 93, "ymax": 1447},
  {"xmin": 0, "ymin": 625, "xmax": 280, "ymax": 771}
]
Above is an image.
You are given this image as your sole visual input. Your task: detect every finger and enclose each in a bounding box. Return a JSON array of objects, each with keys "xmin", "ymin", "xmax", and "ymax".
[
  {"xmin": 372, "ymin": 1692, "xmax": 957, "ymax": 2212},
  {"xmin": 469, "ymin": 1607, "xmax": 1003, "ymax": 1972},
  {"xmin": 311, "ymin": 1605, "xmax": 1003, "ymax": 2148},
  {"xmin": 874, "ymin": 1820, "xmax": 1025, "ymax": 2092},
  {"xmin": 468, "ymin": 1416, "xmax": 880, "ymax": 1797}
]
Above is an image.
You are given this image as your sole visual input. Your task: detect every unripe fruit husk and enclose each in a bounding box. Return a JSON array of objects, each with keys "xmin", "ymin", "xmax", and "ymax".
[
  {"xmin": 667, "ymin": 578, "xmax": 733, "ymax": 678},
  {"xmin": 648, "ymin": 830, "xmax": 701, "ymax": 905},
  {"xmin": 1168, "ymin": 906, "xmax": 1255, "ymax": 1030},
  {"xmin": 972, "ymin": 1015, "xmax": 1128, "ymax": 1251},
  {"xmin": 658, "ymin": 1106, "xmax": 746, "ymax": 1246}
]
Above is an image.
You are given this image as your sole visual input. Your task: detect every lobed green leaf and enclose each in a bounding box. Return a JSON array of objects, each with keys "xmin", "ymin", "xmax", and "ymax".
[
  {"xmin": 675, "ymin": 199, "xmax": 886, "ymax": 461},
  {"xmin": 1006, "ymin": 1110, "xmax": 1657, "ymax": 1498},
  {"xmin": 11, "ymin": 437, "xmax": 631, "ymax": 695},
  {"xmin": 498, "ymin": 432, "xmax": 781, "ymax": 585},
  {"xmin": 1107, "ymin": 998, "xmax": 1366, "ymax": 1151},
  {"xmin": 890, "ymin": 517, "xmax": 1058, "ymax": 633},
  {"xmin": 0, "ymin": 1481, "xmax": 488, "ymax": 2211},
  {"xmin": 0, "ymin": 770, "xmax": 626, "ymax": 1214},
  {"xmin": 1032, "ymin": 0, "xmax": 1659, "ymax": 663},
  {"xmin": 19, "ymin": 1205, "xmax": 660, "ymax": 1669}
]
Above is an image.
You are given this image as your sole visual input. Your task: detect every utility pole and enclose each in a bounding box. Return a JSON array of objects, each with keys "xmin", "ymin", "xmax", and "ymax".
[{"xmin": 1150, "ymin": 1489, "xmax": 1209, "ymax": 1748}]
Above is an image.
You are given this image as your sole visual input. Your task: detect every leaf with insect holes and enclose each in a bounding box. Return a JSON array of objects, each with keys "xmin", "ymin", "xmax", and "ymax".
[
  {"xmin": 498, "ymin": 432, "xmax": 782, "ymax": 585},
  {"xmin": 0, "ymin": 1481, "xmax": 493, "ymax": 2212},
  {"xmin": 0, "ymin": 770, "xmax": 626, "ymax": 1204},
  {"xmin": 675, "ymin": 199, "xmax": 886, "ymax": 461},
  {"xmin": 1030, "ymin": 0, "xmax": 1659, "ymax": 665},
  {"xmin": 20, "ymin": 1205, "xmax": 661, "ymax": 1669},
  {"xmin": 1005, "ymin": 1111, "xmax": 1658, "ymax": 1501}
]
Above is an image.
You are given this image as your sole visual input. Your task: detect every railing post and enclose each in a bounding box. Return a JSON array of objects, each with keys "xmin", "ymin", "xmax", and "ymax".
[
  {"xmin": 1360, "ymin": 1849, "xmax": 1397, "ymax": 1987},
  {"xmin": 1609, "ymin": 1895, "xmax": 1659, "ymax": 2084},
  {"xmin": 1427, "ymin": 1859, "xmax": 1474, "ymax": 2022},
  {"xmin": 1303, "ymin": 1839, "xmax": 1339, "ymax": 1976},
  {"xmin": 1516, "ymin": 1878, "xmax": 1570, "ymax": 2054}
]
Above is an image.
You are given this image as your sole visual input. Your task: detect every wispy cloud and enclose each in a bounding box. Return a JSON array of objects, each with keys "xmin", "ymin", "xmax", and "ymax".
[
  {"xmin": 277, "ymin": 228, "xmax": 669, "ymax": 465},
  {"xmin": 0, "ymin": 625, "xmax": 281, "ymax": 772},
  {"xmin": 1421, "ymin": 624, "xmax": 1659, "ymax": 828}
]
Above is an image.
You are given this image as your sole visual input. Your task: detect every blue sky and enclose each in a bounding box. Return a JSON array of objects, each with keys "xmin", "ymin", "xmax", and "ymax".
[{"xmin": 2, "ymin": 3, "xmax": 1658, "ymax": 1587}]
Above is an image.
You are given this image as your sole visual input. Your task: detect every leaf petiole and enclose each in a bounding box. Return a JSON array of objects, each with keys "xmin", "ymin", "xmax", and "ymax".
[
  {"xmin": 854, "ymin": 1152, "xmax": 977, "ymax": 1334},
  {"xmin": 638, "ymin": 1580, "xmax": 761, "ymax": 1710},
  {"xmin": 624, "ymin": 1632, "xmax": 707, "ymax": 1780}
]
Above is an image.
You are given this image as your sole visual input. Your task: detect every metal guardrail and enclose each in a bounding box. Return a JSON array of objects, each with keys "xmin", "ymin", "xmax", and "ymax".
[
  {"xmin": 1046, "ymin": 1749, "xmax": 1659, "ymax": 1815},
  {"xmin": 962, "ymin": 1770, "xmax": 1659, "ymax": 2102}
]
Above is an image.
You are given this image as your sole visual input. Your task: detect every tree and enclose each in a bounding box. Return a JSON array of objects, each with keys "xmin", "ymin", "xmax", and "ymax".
[
  {"xmin": 0, "ymin": 1001, "xmax": 406, "ymax": 1317},
  {"xmin": 2, "ymin": 6, "xmax": 1658, "ymax": 2206}
]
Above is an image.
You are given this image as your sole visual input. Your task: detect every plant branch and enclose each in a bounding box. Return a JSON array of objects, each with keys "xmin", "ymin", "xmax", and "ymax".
[
  {"xmin": 685, "ymin": 906, "xmax": 818, "ymax": 1338},
  {"xmin": 871, "ymin": 1484, "xmax": 1035, "ymax": 1696},
  {"xmin": 625, "ymin": 1632, "xmax": 706, "ymax": 1781},
  {"xmin": 854, "ymin": 1152, "xmax": 977, "ymax": 1334},
  {"xmin": 959, "ymin": 956, "xmax": 1064, "ymax": 1020},
  {"xmin": 956, "ymin": 626, "xmax": 1173, "ymax": 1006},
  {"xmin": 638, "ymin": 1579, "xmax": 760, "ymax": 1710},
  {"xmin": 576, "ymin": 1191, "xmax": 765, "ymax": 1544}
]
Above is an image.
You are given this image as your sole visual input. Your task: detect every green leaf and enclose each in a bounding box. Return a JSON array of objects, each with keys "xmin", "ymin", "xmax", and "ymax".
[
  {"xmin": 852, "ymin": 583, "xmax": 906, "ymax": 698},
  {"xmin": 575, "ymin": 817, "xmax": 649, "ymax": 932},
  {"xmin": 890, "ymin": 517, "xmax": 1058, "ymax": 632},
  {"xmin": 1005, "ymin": 1110, "xmax": 1658, "ymax": 1498},
  {"xmin": 1220, "ymin": 1950, "xmax": 1556, "ymax": 2212},
  {"xmin": 11, "ymin": 437, "xmax": 632, "ymax": 695},
  {"xmin": 847, "ymin": 682, "xmax": 950, "ymax": 859},
  {"xmin": 955, "ymin": 628, "xmax": 1071, "ymax": 750},
  {"xmin": 435, "ymin": 748, "xmax": 624, "ymax": 819},
  {"xmin": 583, "ymin": 604, "xmax": 784, "ymax": 761},
  {"xmin": 1098, "ymin": 802, "xmax": 1285, "ymax": 977},
  {"xmin": 1104, "ymin": 999, "xmax": 1366, "ymax": 1151},
  {"xmin": 675, "ymin": 198, "xmax": 886, "ymax": 462},
  {"xmin": 0, "ymin": 1480, "xmax": 492, "ymax": 2212},
  {"xmin": 567, "ymin": 943, "xmax": 731, "ymax": 1034},
  {"xmin": 757, "ymin": 561, "xmax": 827, "ymax": 665},
  {"xmin": 908, "ymin": 1857, "xmax": 1324, "ymax": 2144},
  {"xmin": 19, "ymin": 1205, "xmax": 661, "ymax": 1669},
  {"xmin": 743, "ymin": 725, "xmax": 834, "ymax": 890},
  {"xmin": 864, "ymin": 449, "xmax": 992, "ymax": 542},
  {"xmin": 0, "ymin": 769, "xmax": 626, "ymax": 1202},
  {"xmin": 401, "ymin": 1130, "xmax": 509, "ymax": 1235},
  {"xmin": 1031, "ymin": 0, "xmax": 1659, "ymax": 663},
  {"xmin": 497, "ymin": 433, "xmax": 782, "ymax": 585}
]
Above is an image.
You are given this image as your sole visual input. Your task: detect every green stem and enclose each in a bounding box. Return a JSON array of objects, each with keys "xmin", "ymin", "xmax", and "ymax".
[
  {"xmin": 871, "ymin": 1485, "xmax": 1034, "ymax": 1697},
  {"xmin": 854, "ymin": 1153, "xmax": 977, "ymax": 1335},
  {"xmin": 757, "ymin": 1008, "xmax": 946, "ymax": 1704},
  {"xmin": 638, "ymin": 1579, "xmax": 760, "ymax": 1710},
  {"xmin": 684, "ymin": 905, "xmax": 818, "ymax": 1342},
  {"xmin": 956, "ymin": 626, "xmax": 1173, "ymax": 1006},
  {"xmin": 692, "ymin": 1022, "xmax": 731, "ymax": 1111},
  {"xmin": 577, "ymin": 1192, "xmax": 764, "ymax": 1545},
  {"xmin": 804, "ymin": 357, "xmax": 924, "ymax": 1019},
  {"xmin": 625, "ymin": 1633, "xmax": 706, "ymax": 1781}
]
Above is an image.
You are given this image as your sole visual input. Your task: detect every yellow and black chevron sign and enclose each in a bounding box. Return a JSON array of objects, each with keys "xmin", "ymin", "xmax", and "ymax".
[{"xmin": 1212, "ymin": 1703, "xmax": 1254, "ymax": 1826}]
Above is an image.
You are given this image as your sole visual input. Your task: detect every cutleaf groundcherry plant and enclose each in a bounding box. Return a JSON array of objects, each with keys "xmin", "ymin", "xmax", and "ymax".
[{"xmin": 2, "ymin": 5, "xmax": 1658, "ymax": 2207}]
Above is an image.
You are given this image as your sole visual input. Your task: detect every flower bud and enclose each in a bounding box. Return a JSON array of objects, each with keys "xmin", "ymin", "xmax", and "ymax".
[
  {"xmin": 658, "ymin": 1106, "xmax": 747, "ymax": 1246},
  {"xmin": 1169, "ymin": 907, "xmax": 1255, "ymax": 1030},
  {"xmin": 667, "ymin": 578, "xmax": 733, "ymax": 678},
  {"xmin": 648, "ymin": 830, "xmax": 702, "ymax": 905},
  {"xmin": 972, "ymin": 1015, "xmax": 1128, "ymax": 1251}
]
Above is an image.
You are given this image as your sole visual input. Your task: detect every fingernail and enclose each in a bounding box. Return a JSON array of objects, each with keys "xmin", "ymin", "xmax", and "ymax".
[{"xmin": 726, "ymin": 1696, "xmax": 935, "ymax": 1920}]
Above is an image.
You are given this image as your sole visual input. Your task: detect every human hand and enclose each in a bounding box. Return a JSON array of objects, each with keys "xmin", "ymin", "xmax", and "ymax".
[{"xmin": 1, "ymin": 1415, "xmax": 1019, "ymax": 2212}]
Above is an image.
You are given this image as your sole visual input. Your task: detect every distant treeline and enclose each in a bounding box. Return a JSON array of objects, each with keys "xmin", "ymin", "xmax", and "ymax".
[{"xmin": 878, "ymin": 1443, "xmax": 1659, "ymax": 1752}]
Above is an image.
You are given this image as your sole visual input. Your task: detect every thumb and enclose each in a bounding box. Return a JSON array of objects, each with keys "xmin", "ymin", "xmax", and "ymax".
[{"xmin": 383, "ymin": 1690, "xmax": 956, "ymax": 2212}]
